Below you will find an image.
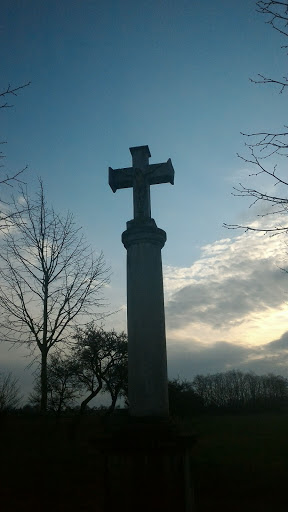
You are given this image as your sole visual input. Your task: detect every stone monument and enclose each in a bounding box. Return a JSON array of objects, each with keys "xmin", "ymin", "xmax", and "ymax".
[
  {"xmin": 105, "ymin": 146, "xmax": 195, "ymax": 511},
  {"xmin": 109, "ymin": 145, "xmax": 174, "ymax": 417}
]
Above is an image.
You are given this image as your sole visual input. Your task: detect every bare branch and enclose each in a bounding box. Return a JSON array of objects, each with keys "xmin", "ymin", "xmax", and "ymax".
[
  {"xmin": 249, "ymin": 74, "xmax": 288, "ymax": 93},
  {"xmin": 248, "ymin": 3, "xmax": 288, "ymax": 92},
  {"xmin": 223, "ymin": 222, "xmax": 288, "ymax": 234},
  {"xmin": 256, "ymin": 1, "xmax": 288, "ymax": 38},
  {"xmin": 0, "ymin": 81, "xmax": 30, "ymax": 221},
  {"xmin": 0, "ymin": 82, "xmax": 31, "ymax": 109}
]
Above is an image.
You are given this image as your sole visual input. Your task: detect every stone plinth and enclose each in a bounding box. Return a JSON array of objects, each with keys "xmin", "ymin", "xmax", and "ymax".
[
  {"xmin": 92, "ymin": 417, "xmax": 196, "ymax": 512},
  {"xmin": 122, "ymin": 218, "xmax": 169, "ymax": 417}
]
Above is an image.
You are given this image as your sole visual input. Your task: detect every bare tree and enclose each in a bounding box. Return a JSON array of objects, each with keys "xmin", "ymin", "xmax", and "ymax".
[
  {"xmin": 0, "ymin": 371, "xmax": 22, "ymax": 413},
  {"xmin": 73, "ymin": 325, "xmax": 128, "ymax": 414},
  {"xmin": 224, "ymin": 1, "xmax": 288, "ymax": 234},
  {"xmin": 0, "ymin": 181, "xmax": 110, "ymax": 413}
]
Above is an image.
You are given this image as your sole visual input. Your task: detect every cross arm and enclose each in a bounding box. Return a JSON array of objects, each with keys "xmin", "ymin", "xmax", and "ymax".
[
  {"xmin": 109, "ymin": 167, "xmax": 133, "ymax": 193},
  {"xmin": 109, "ymin": 157, "xmax": 174, "ymax": 192},
  {"xmin": 148, "ymin": 159, "xmax": 175, "ymax": 186}
]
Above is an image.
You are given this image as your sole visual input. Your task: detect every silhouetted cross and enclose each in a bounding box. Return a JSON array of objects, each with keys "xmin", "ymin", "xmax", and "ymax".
[{"xmin": 109, "ymin": 145, "xmax": 174, "ymax": 219}]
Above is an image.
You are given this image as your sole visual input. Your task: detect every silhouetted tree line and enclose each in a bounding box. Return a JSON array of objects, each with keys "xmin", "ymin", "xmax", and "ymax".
[
  {"xmin": 169, "ymin": 370, "xmax": 288, "ymax": 416},
  {"xmin": 2, "ymin": 361, "xmax": 288, "ymax": 417}
]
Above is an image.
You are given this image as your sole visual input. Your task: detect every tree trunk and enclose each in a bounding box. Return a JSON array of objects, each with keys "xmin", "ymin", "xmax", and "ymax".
[
  {"xmin": 106, "ymin": 392, "xmax": 118, "ymax": 415},
  {"xmin": 40, "ymin": 349, "xmax": 48, "ymax": 414},
  {"xmin": 57, "ymin": 395, "xmax": 64, "ymax": 417},
  {"xmin": 40, "ymin": 271, "xmax": 49, "ymax": 415},
  {"xmin": 80, "ymin": 384, "xmax": 102, "ymax": 415}
]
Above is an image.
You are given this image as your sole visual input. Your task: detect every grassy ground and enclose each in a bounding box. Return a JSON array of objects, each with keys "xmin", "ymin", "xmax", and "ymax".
[
  {"xmin": 0, "ymin": 416, "xmax": 107, "ymax": 511},
  {"xmin": 190, "ymin": 412, "xmax": 288, "ymax": 511},
  {"xmin": 0, "ymin": 412, "xmax": 288, "ymax": 510}
]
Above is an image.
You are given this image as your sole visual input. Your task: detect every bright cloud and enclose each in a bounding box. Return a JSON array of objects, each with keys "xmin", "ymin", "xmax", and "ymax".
[{"xmin": 164, "ymin": 223, "xmax": 288, "ymax": 348}]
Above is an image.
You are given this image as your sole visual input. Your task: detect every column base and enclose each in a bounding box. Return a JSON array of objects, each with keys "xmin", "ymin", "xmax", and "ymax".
[
  {"xmin": 122, "ymin": 217, "xmax": 166, "ymax": 249},
  {"xmin": 91, "ymin": 416, "xmax": 197, "ymax": 512}
]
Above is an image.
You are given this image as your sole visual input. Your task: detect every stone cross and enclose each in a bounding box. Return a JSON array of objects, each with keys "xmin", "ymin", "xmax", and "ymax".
[
  {"xmin": 109, "ymin": 145, "xmax": 174, "ymax": 220},
  {"xmin": 109, "ymin": 145, "xmax": 174, "ymax": 417}
]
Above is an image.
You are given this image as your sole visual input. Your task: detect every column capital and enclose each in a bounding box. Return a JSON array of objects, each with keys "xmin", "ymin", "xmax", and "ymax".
[{"xmin": 122, "ymin": 219, "xmax": 166, "ymax": 249}]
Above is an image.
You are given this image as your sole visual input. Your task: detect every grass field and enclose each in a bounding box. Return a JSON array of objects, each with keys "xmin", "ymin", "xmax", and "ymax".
[
  {"xmin": 191, "ymin": 412, "xmax": 288, "ymax": 511},
  {"xmin": 1, "ymin": 412, "xmax": 288, "ymax": 511}
]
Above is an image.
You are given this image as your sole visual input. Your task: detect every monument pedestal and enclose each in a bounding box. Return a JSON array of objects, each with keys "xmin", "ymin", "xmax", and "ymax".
[{"xmin": 94, "ymin": 417, "xmax": 196, "ymax": 512}]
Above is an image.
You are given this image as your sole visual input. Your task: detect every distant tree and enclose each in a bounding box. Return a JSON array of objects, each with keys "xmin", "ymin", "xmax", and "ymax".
[
  {"xmin": 257, "ymin": 373, "xmax": 288, "ymax": 408},
  {"xmin": 193, "ymin": 371, "xmax": 248, "ymax": 409},
  {"xmin": 47, "ymin": 354, "xmax": 81, "ymax": 415},
  {"xmin": 0, "ymin": 182, "xmax": 110, "ymax": 414},
  {"xmin": 168, "ymin": 377, "xmax": 203, "ymax": 417},
  {"xmin": 192, "ymin": 370, "xmax": 288, "ymax": 411},
  {"xmin": 224, "ymin": 1, "xmax": 288, "ymax": 235},
  {"xmin": 0, "ymin": 371, "xmax": 22, "ymax": 413},
  {"xmin": 102, "ymin": 349, "xmax": 128, "ymax": 414},
  {"xmin": 29, "ymin": 353, "xmax": 81, "ymax": 415},
  {"xmin": 73, "ymin": 325, "xmax": 128, "ymax": 414}
]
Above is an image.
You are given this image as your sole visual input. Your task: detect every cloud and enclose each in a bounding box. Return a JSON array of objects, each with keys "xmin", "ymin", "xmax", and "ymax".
[
  {"xmin": 263, "ymin": 331, "xmax": 288, "ymax": 354},
  {"xmin": 167, "ymin": 331, "xmax": 288, "ymax": 380},
  {"xmin": 168, "ymin": 339, "xmax": 249, "ymax": 377},
  {"xmin": 166, "ymin": 260, "xmax": 284, "ymax": 329},
  {"xmin": 164, "ymin": 226, "xmax": 288, "ymax": 345}
]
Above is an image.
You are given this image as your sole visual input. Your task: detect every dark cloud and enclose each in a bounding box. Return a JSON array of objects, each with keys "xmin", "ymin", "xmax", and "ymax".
[
  {"xmin": 264, "ymin": 331, "xmax": 288, "ymax": 353},
  {"xmin": 168, "ymin": 340, "xmax": 249, "ymax": 378},
  {"xmin": 166, "ymin": 259, "xmax": 286, "ymax": 330},
  {"xmin": 167, "ymin": 332, "xmax": 288, "ymax": 380}
]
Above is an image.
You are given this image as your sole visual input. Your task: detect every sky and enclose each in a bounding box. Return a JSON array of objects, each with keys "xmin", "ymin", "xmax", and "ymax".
[{"xmin": 1, "ymin": 0, "xmax": 288, "ymax": 400}]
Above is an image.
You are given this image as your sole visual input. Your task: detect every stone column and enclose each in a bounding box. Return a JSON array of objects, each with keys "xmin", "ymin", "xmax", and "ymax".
[{"xmin": 122, "ymin": 218, "xmax": 169, "ymax": 417}]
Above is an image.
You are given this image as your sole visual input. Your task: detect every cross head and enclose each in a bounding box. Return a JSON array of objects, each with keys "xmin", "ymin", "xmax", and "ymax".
[{"xmin": 109, "ymin": 145, "xmax": 174, "ymax": 220}]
